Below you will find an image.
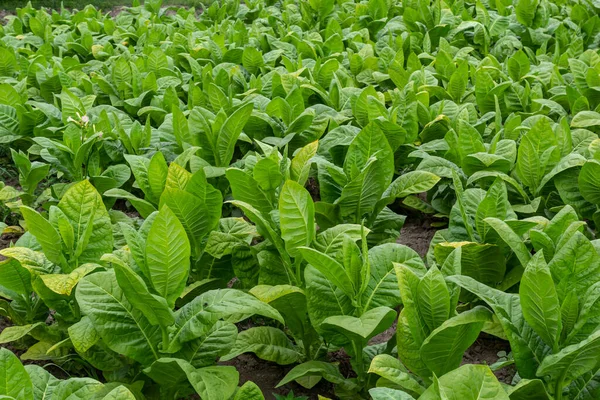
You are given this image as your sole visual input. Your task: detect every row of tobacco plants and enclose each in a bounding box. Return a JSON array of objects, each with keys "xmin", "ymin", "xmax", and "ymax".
[{"xmin": 1, "ymin": 0, "xmax": 600, "ymax": 398}]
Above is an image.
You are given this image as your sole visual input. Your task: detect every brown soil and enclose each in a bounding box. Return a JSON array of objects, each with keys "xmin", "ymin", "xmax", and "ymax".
[
  {"xmin": 0, "ymin": 235, "xmax": 14, "ymax": 253},
  {"xmin": 369, "ymin": 320, "xmax": 397, "ymax": 345},
  {"xmin": 396, "ymin": 215, "xmax": 438, "ymax": 257},
  {"xmin": 463, "ymin": 334, "xmax": 515, "ymax": 384},
  {"xmin": 0, "ymin": 230, "xmax": 22, "ymax": 260},
  {"xmin": 306, "ymin": 177, "xmax": 320, "ymax": 203},
  {"xmin": 0, "ymin": 10, "xmax": 11, "ymax": 23},
  {"xmin": 221, "ymin": 354, "xmax": 336, "ymax": 400}
]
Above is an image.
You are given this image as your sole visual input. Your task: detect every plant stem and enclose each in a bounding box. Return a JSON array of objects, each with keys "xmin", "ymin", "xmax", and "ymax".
[
  {"xmin": 352, "ymin": 341, "xmax": 365, "ymax": 383},
  {"xmin": 293, "ymin": 257, "xmax": 302, "ymax": 286},
  {"xmin": 162, "ymin": 327, "xmax": 170, "ymax": 351},
  {"xmin": 555, "ymin": 371, "xmax": 567, "ymax": 400}
]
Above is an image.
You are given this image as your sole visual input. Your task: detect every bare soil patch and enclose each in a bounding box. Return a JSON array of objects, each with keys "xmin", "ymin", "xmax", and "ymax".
[
  {"xmin": 221, "ymin": 354, "xmax": 336, "ymax": 400},
  {"xmin": 397, "ymin": 215, "xmax": 438, "ymax": 257},
  {"xmin": 464, "ymin": 334, "xmax": 515, "ymax": 384}
]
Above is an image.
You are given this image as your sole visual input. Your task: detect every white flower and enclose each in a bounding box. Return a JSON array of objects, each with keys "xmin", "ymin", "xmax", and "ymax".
[{"xmin": 81, "ymin": 115, "xmax": 89, "ymax": 124}]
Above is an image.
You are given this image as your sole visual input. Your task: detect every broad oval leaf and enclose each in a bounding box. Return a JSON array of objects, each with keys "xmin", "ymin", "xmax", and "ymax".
[
  {"xmin": 145, "ymin": 205, "xmax": 191, "ymax": 307},
  {"xmin": 76, "ymin": 271, "xmax": 162, "ymax": 366},
  {"xmin": 221, "ymin": 326, "xmax": 299, "ymax": 365},
  {"xmin": 0, "ymin": 348, "xmax": 33, "ymax": 400},
  {"xmin": 279, "ymin": 180, "xmax": 315, "ymax": 257},
  {"xmin": 578, "ymin": 160, "xmax": 600, "ymax": 205},
  {"xmin": 520, "ymin": 252, "xmax": 561, "ymax": 350},
  {"xmin": 420, "ymin": 306, "xmax": 493, "ymax": 377}
]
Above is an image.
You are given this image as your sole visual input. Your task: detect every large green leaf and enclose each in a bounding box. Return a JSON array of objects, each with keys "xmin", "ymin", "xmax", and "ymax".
[
  {"xmin": 175, "ymin": 320, "xmax": 237, "ymax": 368},
  {"xmin": 579, "ymin": 160, "xmax": 600, "ymax": 204},
  {"xmin": 0, "ymin": 258, "xmax": 32, "ymax": 298},
  {"xmin": 106, "ymin": 254, "xmax": 174, "ymax": 328},
  {"xmin": 103, "ymin": 189, "xmax": 157, "ymax": 218},
  {"xmin": 537, "ymin": 329, "xmax": 600, "ymax": 391},
  {"xmin": 277, "ymin": 361, "xmax": 345, "ymax": 388},
  {"xmin": 475, "ymin": 179, "xmax": 510, "ymax": 241},
  {"xmin": 0, "ymin": 348, "xmax": 33, "ymax": 400},
  {"xmin": 145, "ymin": 206, "xmax": 191, "ymax": 307},
  {"xmin": 448, "ymin": 276, "xmax": 549, "ymax": 379},
  {"xmin": 484, "ymin": 218, "xmax": 532, "ymax": 267},
  {"xmin": 368, "ymin": 354, "xmax": 425, "ymax": 395},
  {"xmin": 76, "ymin": 271, "xmax": 162, "ymax": 365},
  {"xmin": 313, "ymin": 224, "xmax": 366, "ymax": 255},
  {"xmin": 322, "ymin": 306, "xmax": 396, "ymax": 346},
  {"xmin": 420, "ymin": 306, "xmax": 492, "ymax": 377},
  {"xmin": 395, "ymin": 262, "xmax": 428, "ymax": 345},
  {"xmin": 338, "ymin": 158, "xmax": 388, "ymax": 220},
  {"xmin": 297, "ymin": 247, "xmax": 355, "ymax": 299},
  {"xmin": 420, "ymin": 364, "xmax": 509, "ymax": 399},
  {"xmin": 50, "ymin": 378, "xmax": 104, "ymax": 400},
  {"xmin": 305, "ymin": 265, "xmax": 355, "ymax": 336},
  {"xmin": 216, "ymin": 103, "xmax": 254, "ymax": 166},
  {"xmin": 571, "ymin": 111, "xmax": 600, "ymax": 128},
  {"xmin": 249, "ymin": 285, "xmax": 314, "ymax": 343},
  {"xmin": 369, "ymin": 387, "xmax": 416, "ymax": 400},
  {"xmin": 0, "ymin": 323, "xmax": 46, "ymax": 345},
  {"xmin": 25, "ymin": 365, "xmax": 59, "ymax": 400},
  {"xmin": 435, "ymin": 242, "xmax": 506, "ymax": 288},
  {"xmin": 160, "ymin": 186, "xmax": 222, "ymax": 256},
  {"xmin": 548, "ymin": 231, "xmax": 600, "ymax": 301},
  {"xmin": 38, "ymin": 264, "xmax": 98, "ymax": 296},
  {"xmin": 188, "ymin": 366, "xmax": 239, "ymax": 400},
  {"xmin": 279, "ymin": 180, "xmax": 315, "ymax": 258},
  {"xmin": 417, "ymin": 265, "xmax": 450, "ymax": 333},
  {"xmin": 234, "ymin": 381, "xmax": 265, "ymax": 400},
  {"xmin": 19, "ymin": 206, "xmax": 65, "ymax": 267},
  {"xmin": 344, "ymin": 123, "xmax": 393, "ymax": 183},
  {"xmin": 382, "ymin": 171, "xmax": 440, "ymax": 202},
  {"xmin": 506, "ymin": 379, "xmax": 550, "ymax": 400},
  {"xmin": 68, "ymin": 316, "xmax": 100, "ymax": 353},
  {"xmin": 226, "ymin": 169, "xmax": 272, "ymax": 215},
  {"xmin": 102, "ymin": 386, "xmax": 136, "ymax": 400},
  {"xmin": 148, "ymin": 151, "xmax": 168, "ymax": 200},
  {"xmin": 253, "ymin": 157, "xmax": 283, "ymax": 192},
  {"xmin": 168, "ymin": 289, "xmax": 283, "ymax": 352},
  {"xmin": 361, "ymin": 243, "xmax": 424, "ymax": 311},
  {"xmin": 520, "ymin": 252, "xmax": 561, "ymax": 351},
  {"xmin": 227, "ymin": 200, "xmax": 291, "ymax": 273},
  {"xmin": 57, "ymin": 180, "xmax": 113, "ymax": 265},
  {"xmin": 144, "ymin": 359, "xmax": 238, "ymax": 399},
  {"xmin": 515, "ymin": 118, "xmax": 559, "ymax": 193},
  {"xmin": 221, "ymin": 327, "xmax": 300, "ymax": 365}
]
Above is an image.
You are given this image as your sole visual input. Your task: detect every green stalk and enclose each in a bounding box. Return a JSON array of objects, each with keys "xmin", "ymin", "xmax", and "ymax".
[
  {"xmin": 302, "ymin": 337, "xmax": 311, "ymax": 360},
  {"xmin": 161, "ymin": 327, "xmax": 170, "ymax": 351},
  {"xmin": 293, "ymin": 257, "xmax": 302, "ymax": 286},
  {"xmin": 68, "ymin": 299, "xmax": 80, "ymax": 320},
  {"xmin": 555, "ymin": 380, "xmax": 563, "ymax": 400},
  {"xmin": 555, "ymin": 370, "xmax": 567, "ymax": 400},
  {"xmin": 25, "ymin": 296, "xmax": 36, "ymax": 323},
  {"xmin": 352, "ymin": 341, "xmax": 365, "ymax": 383}
]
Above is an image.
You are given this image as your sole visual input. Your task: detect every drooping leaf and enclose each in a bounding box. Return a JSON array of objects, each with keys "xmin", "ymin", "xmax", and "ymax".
[{"xmin": 221, "ymin": 327, "xmax": 300, "ymax": 365}]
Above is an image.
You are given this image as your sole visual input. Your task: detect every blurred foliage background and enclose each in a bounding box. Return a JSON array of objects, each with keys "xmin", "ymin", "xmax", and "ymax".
[{"xmin": 0, "ymin": 0, "xmax": 204, "ymax": 11}]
